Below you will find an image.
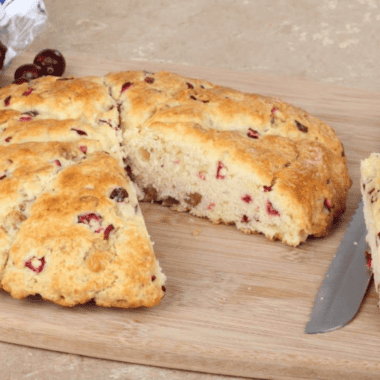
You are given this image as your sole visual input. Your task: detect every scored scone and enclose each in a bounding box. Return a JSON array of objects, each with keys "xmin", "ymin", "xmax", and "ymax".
[
  {"xmin": 105, "ymin": 70, "xmax": 352, "ymax": 247},
  {"xmin": 0, "ymin": 141, "xmax": 166, "ymax": 307},
  {"xmin": 0, "ymin": 69, "xmax": 352, "ymax": 308},
  {"xmin": 361, "ymin": 153, "xmax": 380, "ymax": 298}
]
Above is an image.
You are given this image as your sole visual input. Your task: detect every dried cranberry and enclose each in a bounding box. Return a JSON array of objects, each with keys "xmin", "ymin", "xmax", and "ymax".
[
  {"xmin": 4, "ymin": 96, "xmax": 11, "ymax": 107},
  {"xmin": 366, "ymin": 251, "xmax": 372, "ymax": 269},
  {"xmin": 242, "ymin": 215, "xmax": 250, "ymax": 223},
  {"xmin": 0, "ymin": 174, "xmax": 6, "ymax": 180},
  {"xmin": 104, "ymin": 224, "xmax": 115, "ymax": 240},
  {"xmin": 216, "ymin": 161, "xmax": 226, "ymax": 179},
  {"xmin": 124, "ymin": 164, "xmax": 135, "ymax": 181},
  {"xmin": 71, "ymin": 128, "xmax": 87, "ymax": 136},
  {"xmin": 151, "ymin": 275, "xmax": 156, "ymax": 281},
  {"xmin": 295, "ymin": 120, "xmax": 308, "ymax": 133},
  {"xmin": 144, "ymin": 77, "xmax": 154, "ymax": 84},
  {"xmin": 197, "ymin": 172, "xmax": 206, "ymax": 180},
  {"xmin": 264, "ymin": 186, "xmax": 272, "ymax": 192},
  {"xmin": 54, "ymin": 160, "xmax": 61, "ymax": 166},
  {"xmin": 79, "ymin": 146, "xmax": 87, "ymax": 154},
  {"xmin": 25, "ymin": 257, "xmax": 45, "ymax": 273},
  {"xmin": 121, "ymin": 82, "xmax": 133, "ymax": 93},
  {"xmin": 266, "ymin": 201, "xmax": 280, "ymax": 216},
  {"xmin": 19, "ymin": 116, "xmax": 32, "ymax": 122},
  {"xmin": 162, "ymin": 286, "xmax": 166, "ymax": 292},
  {"xmin": 271, "ymin": 107, "xmax": 278, "ymax": 114},
  {"xmin": 186, "ymin": 82, "xmax": 194, "ymax": 89},
  {"xmin": 78, "ymin": 213, "xmax": 102, "ymax": 224},
  {"xmin": 241, "ymin": 194, "xmax": 253, "ymax": 204},
  {"xmin": 190, "ymin": 95, "xmax": 197, "ymax": 101},
  {"xmin": 110, "ymin": 187, "xmax": 129, "ymax": 202},
  {"xmin": 207, "ymin": 203, "xmax": 216, "ymax": 210},
  {"xmin": 5, "ymin": 137, "xmax": 12, "ymax": 142},
  {"xmin": 22, "ymin": 88, "xmax": 34, "ymax": 96},
  {"xmin": 324, "ymin": 199, "xmax": 332, "ymax": 211},
  {"xmin": 247, "ymin": 128, "xmax": 259, "ymax": 139}
]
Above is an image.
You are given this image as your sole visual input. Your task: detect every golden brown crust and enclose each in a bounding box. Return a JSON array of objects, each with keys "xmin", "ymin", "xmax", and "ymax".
[
  {"xmin": 104, "ymin": 70, "xmax": 351, "ymax": 246},
  {"xmin": 0, "ymin": 68, "xmax": 351, "ymax": 308}
]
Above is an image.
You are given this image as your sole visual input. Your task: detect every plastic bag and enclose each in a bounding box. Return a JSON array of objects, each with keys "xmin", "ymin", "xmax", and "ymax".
[{"xmin": 0, "ymin": 0, "xmax": 48, "ymax": 71}]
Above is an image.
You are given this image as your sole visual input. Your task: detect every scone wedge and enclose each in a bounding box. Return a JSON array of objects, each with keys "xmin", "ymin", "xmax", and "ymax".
[
  {"xmin": 0, "ymin": 141, "xmax": 166, "ymax": 308},
  {"xmin": 105, "ymin": 70, "xmax": 352, "ymax": 247},
  {"xmin": 361, "ymin": 153, "xmax": 380, "ymax": 299}
]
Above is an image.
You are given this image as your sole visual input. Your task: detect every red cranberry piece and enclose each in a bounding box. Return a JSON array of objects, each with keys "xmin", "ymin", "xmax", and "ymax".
[
  {"xmin": 4, "ymin": 96, "xmax": 11, "ymax": 107},
  {"xmin": 242, "ymin": 215, "xmax": 250, "ymax": 223},
  {"xmin": 110, "ymin": 187, "xmax": 129, "ymax": 202},
  {"xmin": 0, "ymin": 174, "xmax": 6, "ymax": 180},
  {"xmin": 22, "ymin": 88, "xmax": 34, "ymax": 96},
  {"xmin": 247, "ymin": 128, "xmax": 259, "ymax": 139},
  {"xmin": 33, "ymin": 49, "xmax": 66, "ymax": 77},
  {"xmin": 190, "ymin": 95, "xmax": 197, "ymax": 101},
  {"xmin": 25, "ymin": 257, "xmax": 45, "ymax": 273},
  {"xmin": 264, "ymin": 186, "xmax": 272, "ymax": 192},
  {"xmin": 79, "ymin": 146, "xmax": 87, "ymax": 154},
  {"xmin": 78, "ymin": 213, "xmax": 102, "ymax": 224},
  {"xmin": 186, "ymin": 82, "xmax": 194, "ymax": 89},
  {"xmin": 266, "ymin": 201, "xmax": 280, "ymax": 216},
  {"xmin": 324, "ymin": 198, "xmax": 332, "ymax": 211},
  {"xmin": 366, "ymin": 251, "xmax": 372, "ymax": 269},
  {"xmin": 144, "ymin": 77, "xmax": 154, "ymax": 84},
  {"xmin": 14, "ymin": 64, "xmax": 41, "ymax": 81},
  {"xmin": 207, "ymin": 203, "xmax": 216, "ymax": 210},
  {"xmin": 241, "ymin": 194, "xmax": 253, "ymax": 204},
  {"xmin": 54, "ymin": 160, "xmax": 61, "ymax": 167},
  {"xmin": 121, "ymin": 82, "xmax": 133, "ymax": 93},
  {"xmin": 197, "ymin": 172, "xmax": 206, "ymax": 180},
  {"xmin": 216, "ymin": 161, "xmax": 226, "ymax": 179},
  {"xmin": 5, "ymin": 137, "xmax": 12, "ymax": 142},
  {"xmin": 104, "ymin": 224, "xmax": 115, "ymax": 240},
  {"xmin": 151, "ymin": 275, "xmax": 156, "ymax": 281},
  {"xmin": 71, "ymin": 128, "xmax": 87, "ymax": 136},
  {"xmin": 19, "ymin": 116, "xmax": 32, "ymax": 122},
  {"xmin": 162, "ymin": 285, "xmax": 166, "ymax": 292},
  {"xmin": 295, "ymin": 120, "xmax": 308, "ymax": 133},
  {"xmin": 271, "ymin": 107, "xmax": 278, "ymax": 114}
]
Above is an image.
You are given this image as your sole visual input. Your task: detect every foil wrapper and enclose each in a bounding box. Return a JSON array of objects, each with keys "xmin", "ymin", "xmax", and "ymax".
[{"xmin": 0, "ymin": 0, "xmax": 48, "ymax": 70}]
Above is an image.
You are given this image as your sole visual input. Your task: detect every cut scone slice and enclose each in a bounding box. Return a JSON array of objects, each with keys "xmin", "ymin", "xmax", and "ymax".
[
  {"xmin": 0, "ymin": 144, "xmax": 166, "ymax": 308},
  {"xmin": 361, "ymin": 153, "xmax": 380, "ymax": 297},
  {"xmin": 105, "ymin": 70, "xmax": 352, "ymax": 246}
]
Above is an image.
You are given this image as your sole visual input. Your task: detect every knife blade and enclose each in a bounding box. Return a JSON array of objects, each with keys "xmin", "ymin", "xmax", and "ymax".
[{"xmin": 305, "ymin": 201, "xmax": 372, "ymax": 334}]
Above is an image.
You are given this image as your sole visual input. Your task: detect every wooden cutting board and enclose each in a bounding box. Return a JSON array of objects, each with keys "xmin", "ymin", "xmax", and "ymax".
[{"xmin": 0, "ymin": 53, "xmax": 380, "ymax": 380}]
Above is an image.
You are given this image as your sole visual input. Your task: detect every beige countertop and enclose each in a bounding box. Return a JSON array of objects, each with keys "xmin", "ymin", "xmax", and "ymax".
[{"xmin": 2, "ymin": 1, "xmax": 380, "ymax": 379}]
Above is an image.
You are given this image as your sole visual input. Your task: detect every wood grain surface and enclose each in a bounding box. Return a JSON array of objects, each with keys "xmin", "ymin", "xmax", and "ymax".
[{"xmin": 0, "ymin": 54, "xmax": 380, "ymax": 380}]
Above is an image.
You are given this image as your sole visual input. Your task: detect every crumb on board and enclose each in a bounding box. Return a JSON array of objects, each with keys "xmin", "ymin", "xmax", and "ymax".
[{"xmin": 192, "ymin": 229, "xmax": 201, "ymax": 237}]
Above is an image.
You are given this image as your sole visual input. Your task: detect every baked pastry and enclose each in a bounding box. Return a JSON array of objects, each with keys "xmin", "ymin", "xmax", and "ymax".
[
  {"xmin": 361, "ymin": 153, "xmax": 380, "ymax": 295},
  {"xmin": 0, "ymin": 69, "xmax": 351, "ymax": 308},
  {"xmin": 105, "ymin": 70, "xmax": 352, "ymax": 247},
  {"xmin": 0, "ymin": 141, "xmax": 166, "ymax": 307}
]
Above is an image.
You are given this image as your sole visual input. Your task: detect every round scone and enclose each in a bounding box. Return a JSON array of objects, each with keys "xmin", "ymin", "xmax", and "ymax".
[{"xmin": 105, "ymin": 70, "xmax": 352, "ymax": 246}]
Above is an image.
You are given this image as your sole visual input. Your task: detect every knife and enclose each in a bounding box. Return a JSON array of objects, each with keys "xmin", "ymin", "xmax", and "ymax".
[{"xmin": 305, "ymin": 201, "xmax": 372, "ymax": 334}]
